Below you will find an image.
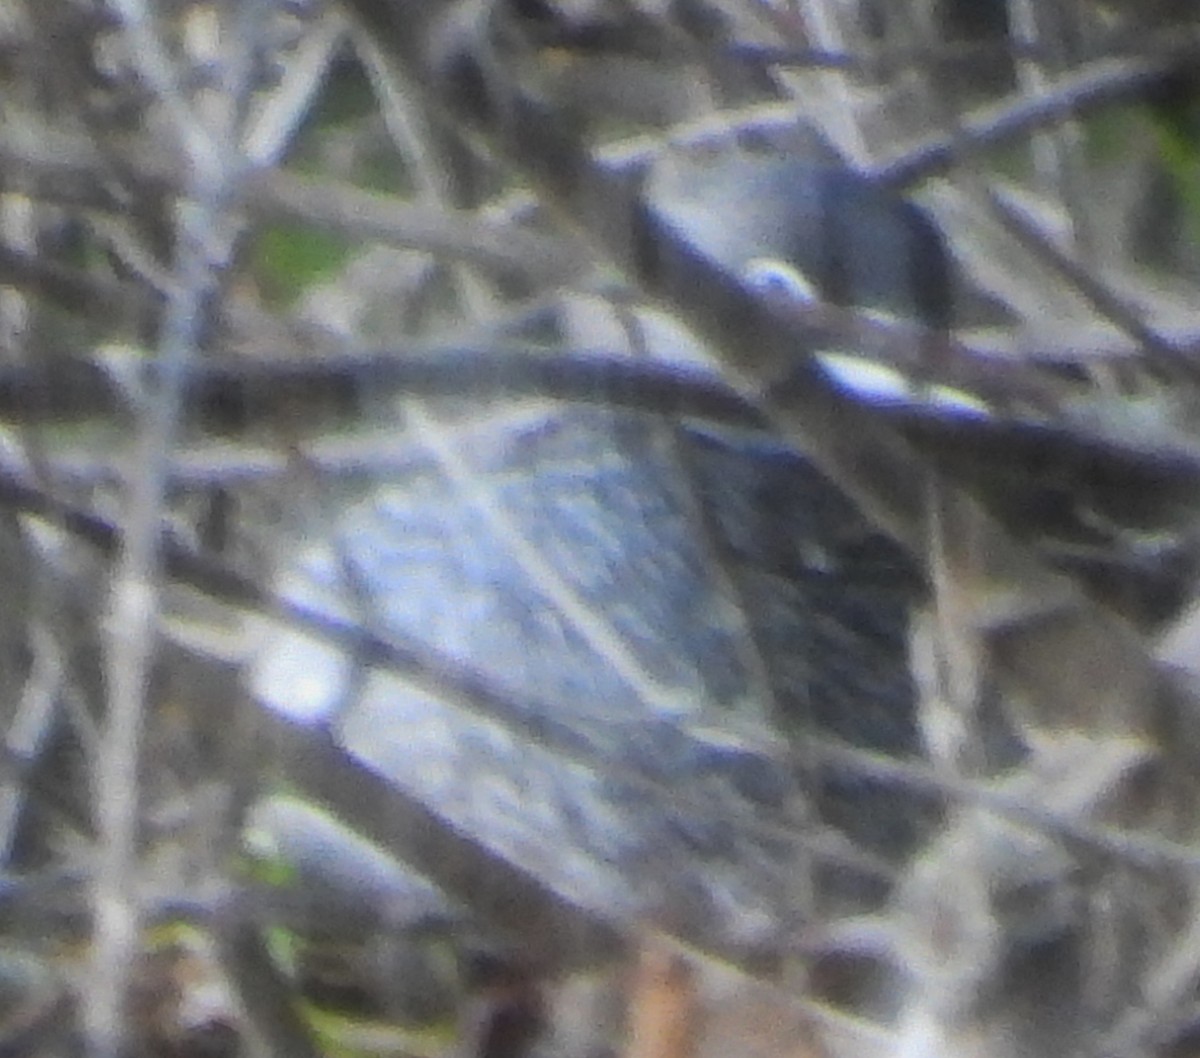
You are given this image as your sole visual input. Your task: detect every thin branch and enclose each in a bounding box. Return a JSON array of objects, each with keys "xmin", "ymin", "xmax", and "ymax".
[
  {"xmin": 244, "ymin": 169, "xmax": 583, "ymax": 283},
  {"xmin": 874, "ymin": 51, "xmax": 1185, "ymax": 188},
  {"xmin": 87, "ymin": 1, "xmax": 257, "ymax": 1054},
  {"xmin": 807, "ymin": 736, "xmax": 1200, "ymax": 878},
  {"xmin": 982, "ymin": 187, "xmax": 1200, "ymax": 385},
  {"xmin": 0, "ymin": 346, "xmax": 765, "ymax": 435},
  {"xmin": 210, "ymin": 913, "xmax": 325, "ymax": 1058},
  {"xmin": 0, "ymin": 131, "xmax": 582, "ymax": 286}
]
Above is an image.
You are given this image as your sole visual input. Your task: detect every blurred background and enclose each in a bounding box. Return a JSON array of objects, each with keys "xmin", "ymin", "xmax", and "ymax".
[{"xmin": 0, "ymin": 2, "xmax": 1199, "ymax": 1058}]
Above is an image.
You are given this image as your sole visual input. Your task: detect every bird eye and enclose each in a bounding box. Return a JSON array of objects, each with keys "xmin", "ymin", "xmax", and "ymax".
[{"xmin": 741, "ymin": 257, "xmax": 818, "ymax": 305}]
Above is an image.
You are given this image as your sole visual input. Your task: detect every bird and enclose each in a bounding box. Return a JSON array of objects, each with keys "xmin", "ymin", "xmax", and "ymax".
[{"xmin": 646, "ymin": 147, "xmax": 954, "ymax": 331}]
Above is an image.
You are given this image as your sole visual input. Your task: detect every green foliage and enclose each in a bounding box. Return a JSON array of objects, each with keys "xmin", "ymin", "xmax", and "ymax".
[
  {"xmin": 1151, "ymin": 88, "xmax": 1200, "ymax": 251},
  {"xmin": 253, "ymin": 223, "xmax": 352, "ymax": 307}
]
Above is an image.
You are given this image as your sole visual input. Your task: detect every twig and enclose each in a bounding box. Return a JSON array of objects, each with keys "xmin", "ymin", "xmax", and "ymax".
[
  {"xmin": 86, "ymin": 2, "xmax": 254, "ymax": 1056},
  {"xmin": 244, "ymin": 169, "xmax": 583, "ymax": 282},
  {"xmin": 983, "ymin": 187, "xmax": 1200, "ymax": 385},
  {"xmin": 806, "ymin": 736, "xmax": 1200, "ymax": 878},
  {"xmin": 210, "ymin": 912, "xmax": 325, "ymax": 1058},
  {"xmin": 0, "ymin": 131, "xmax": 582, "ymax": 286},
  {"xmin": 0, "ymin": 345, "xmax": 764, "ymax": 435},
  {"xmin": 874, "ymin": 52, "xmax": 1183, "ymax": 188}
]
